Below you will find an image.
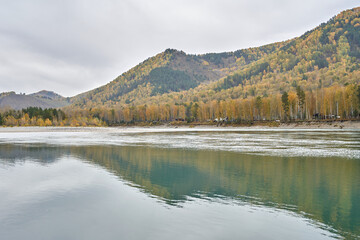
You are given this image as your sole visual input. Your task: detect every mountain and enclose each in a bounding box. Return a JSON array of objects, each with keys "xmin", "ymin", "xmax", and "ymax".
[
  {"xmin": 71, "ymin": 7, "xmax": 360, "ymax": 112},
  {"xmin": 71, "ymin": 44, "xmax": 286, "ymax": 107},
  {"xmin": 71, "ymin": 44, "xmax": 285, "ymax": 107},
  {"xmin": 29, "ymin": 90, "xmax": 65, "ymax": 101},
  {"xmin": 0, "ymin": 91, "xmax": 70, "ymax": 110}
]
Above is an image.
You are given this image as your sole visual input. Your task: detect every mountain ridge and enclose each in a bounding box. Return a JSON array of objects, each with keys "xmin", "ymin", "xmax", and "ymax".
[
  {"xmin": 69, "ymin": 7, "xmax": 359, "ymax": 110},
  {"xmin": 70, "ymin": 42, "xmax": 286, "ymax": 107},
  {"xmin": 0, "ymin": 91, "xmax": 70, "ymax": 110}
]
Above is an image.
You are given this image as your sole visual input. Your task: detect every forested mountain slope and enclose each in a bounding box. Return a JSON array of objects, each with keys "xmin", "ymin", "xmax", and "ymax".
[
  {"xmin": 71, "ymin": 43, "xmax": 285, "ymax": 108},
  {"xmin": 71, "ymin": 7, "xmax": 360, "ymax": 110},
  {"xmin": 67, "ymin": 7, "xmax": 360, "ymax": 123}
]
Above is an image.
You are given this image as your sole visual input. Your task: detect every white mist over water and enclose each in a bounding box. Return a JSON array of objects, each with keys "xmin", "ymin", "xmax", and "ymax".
[{"xmin": 0, "ymin": 127, "xmax": 359, "ymax": 159}]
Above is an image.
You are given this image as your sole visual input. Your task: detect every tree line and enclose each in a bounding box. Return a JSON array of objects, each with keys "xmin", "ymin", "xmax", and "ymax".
[
  {"xmin": 67, "ymin": 84, "xmax": 360, "ymax": 125},
  {"xmin": 1, "ymin": 84, "xmax": 359, "ymax": 127},
  {"xmin": 111, "ymin": 84, "xmax": 358, "ymax": 123},
  {"xmin": 0, "ymin": 107, "xmax": 104, "ymax": 127}
]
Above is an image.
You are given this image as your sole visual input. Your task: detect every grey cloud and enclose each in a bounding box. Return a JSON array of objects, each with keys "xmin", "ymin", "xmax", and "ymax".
[{"xmin": 0, "ymin": 0, "xmax": 358, "ymax": 97}]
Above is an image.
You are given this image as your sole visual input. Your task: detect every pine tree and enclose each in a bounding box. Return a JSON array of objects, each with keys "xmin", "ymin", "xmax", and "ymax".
[
  {"xmin": 296, "ymin": 86, "xmax": 306, "ymax": 120},
  {"xmin": 282, "ymin": 92, "xmax": 290, "ymax": 121}
]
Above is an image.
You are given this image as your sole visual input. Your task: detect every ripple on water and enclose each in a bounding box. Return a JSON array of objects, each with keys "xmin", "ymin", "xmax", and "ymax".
[{"xmin": 0, "ymin": 128, "xmax": 359, "ymax": 159}]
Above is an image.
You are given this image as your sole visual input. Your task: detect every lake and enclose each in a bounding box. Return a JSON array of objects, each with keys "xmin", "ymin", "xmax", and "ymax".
[{"xmin": 0, "ymin": 127, "xmax": 359, "ymax": 239}]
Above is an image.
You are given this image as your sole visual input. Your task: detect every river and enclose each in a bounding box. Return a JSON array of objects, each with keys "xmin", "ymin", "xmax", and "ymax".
[{"xmin": 0, "ymin": 127, "xmax": 359, "ymax": 239}]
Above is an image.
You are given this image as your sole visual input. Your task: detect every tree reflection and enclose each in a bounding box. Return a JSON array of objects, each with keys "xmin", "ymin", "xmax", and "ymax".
[{"xmin": 1, "ymin": 144, "xmax": 359, "ymax": 238}]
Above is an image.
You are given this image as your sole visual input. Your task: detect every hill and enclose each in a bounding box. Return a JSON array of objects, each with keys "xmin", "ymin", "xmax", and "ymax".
[
  {"xmin": 71, "ymin": 43, "xmax": 285, "ymax": 107},
  {"xmin": 71, "ymin": 7, "xmax": 360, "ymax": 114},
  {"xmin": 0, "ymin": 91, "xmax": 70, "ymax": 110},
  {"xmin": 29, "ymin": 90, "xmax": 65, "ymax": 101}
]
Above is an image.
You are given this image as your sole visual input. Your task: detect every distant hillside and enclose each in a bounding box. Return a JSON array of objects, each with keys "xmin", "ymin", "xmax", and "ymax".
[
  {"xmin": 69, "ymin": 7, "xmax": 359, "ymax": 112},
  {"xmin": 29, "ymin": 90, "xmax": 65, "ymax": 100},
  {"xmin": 71, "ymin": 42, "xmax": 284, "ymax": 107},
  {"xmin": 0, "ymin": 91, "xmax": 70, "ymax": 110},
  {"xmin": 70, "ymin": 7, "xmax": 360, "ymax": 111}
]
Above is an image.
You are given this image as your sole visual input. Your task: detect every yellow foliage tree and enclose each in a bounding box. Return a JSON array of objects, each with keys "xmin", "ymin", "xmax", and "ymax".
[{"xmin": 44, "ymin": 118, "xmax": 52, "ymax": 126}]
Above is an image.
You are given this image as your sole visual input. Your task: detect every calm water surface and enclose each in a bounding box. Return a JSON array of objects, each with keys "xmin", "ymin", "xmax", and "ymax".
[{"xmin": 0, "ymin": 127, "xmax": 359, "ymax": 239}]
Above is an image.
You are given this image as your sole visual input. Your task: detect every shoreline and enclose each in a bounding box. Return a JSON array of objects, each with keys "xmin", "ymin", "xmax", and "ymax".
[{"xmin": 0, "ymin": 120, "xmax": 359, "ymax": 132}]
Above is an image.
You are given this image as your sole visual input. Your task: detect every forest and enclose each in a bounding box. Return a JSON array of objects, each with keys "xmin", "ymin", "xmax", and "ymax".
[
  {"xmin": 0, "ymin": 107, "xmax": 104, "ymax": 127},
  {"xmin": 1, "ymin": 84, "xmax": 359, "ymax": 127},
  {"xmin": 70, "ymin": 84, "xmax": 360, "ymax": 125},
  {"xmin": 1, "ymin": 7, "xmax": 360, "ymax": 127}
]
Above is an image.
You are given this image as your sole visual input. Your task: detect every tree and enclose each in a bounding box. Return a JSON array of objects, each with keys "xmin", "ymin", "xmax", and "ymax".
[
  {"xmin": 255, "ymin": 96, "xmax": 262, "ymax": 120},
  {"xmin": 19, "ymin": 113, "xmax": 30, "ymax": 126},
  {"xmin": 36, "ymin": 118, "xmax": 45, "ymax": 126},
  {"xmin": 338, "ymin": 35, "xmax": 350, "ymax": 59},
  {"xmin": 296, "ymin": 86, "xmax": 306, "ymax": 119},
  {"xmin": 5, "ymin": 116, "xmax": 17, "ymax": 126},
  {"xmin": 288, "ymin": 92, "xmax": 297, "ymax": 120},
  {"xmin": 44, "ymin": 118, "xmax": 52, "ymax": 126},
  {"xmin": 357, "ymin": 85, "xmax": 360, "ymax": 111},
  {"xmin": 282, "ymin": 92, "xmax": 290, "ymax": 121}
]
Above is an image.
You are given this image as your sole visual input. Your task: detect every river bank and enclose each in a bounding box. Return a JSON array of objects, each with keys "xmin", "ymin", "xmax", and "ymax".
[
  {"xmin": 0, "ymin": 120, "xmax": 359, "ymax": 132},
  {"xmin": 171, "ymin": 120, "xmax": 360, "ymax": 129}
]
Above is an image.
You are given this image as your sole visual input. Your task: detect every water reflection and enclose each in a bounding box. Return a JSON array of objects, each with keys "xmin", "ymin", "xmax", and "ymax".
[
  {"xmin": 1, "ymin": 128, "xmax": 359, "ymax": 158},
  {"xmin": 0, "ymin": 144, "xmax": 359, "ymax": 239}
]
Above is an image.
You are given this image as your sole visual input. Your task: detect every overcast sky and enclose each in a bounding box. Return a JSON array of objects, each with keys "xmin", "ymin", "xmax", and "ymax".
[{"xmin": 0, "ymin": 0, "xmax": 358, "ymax": 97}]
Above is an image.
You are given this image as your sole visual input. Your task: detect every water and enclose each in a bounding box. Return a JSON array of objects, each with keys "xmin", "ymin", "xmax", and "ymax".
[{"xmin": 0, "ymin": 127, "xmax": 359, "ymax": 239}]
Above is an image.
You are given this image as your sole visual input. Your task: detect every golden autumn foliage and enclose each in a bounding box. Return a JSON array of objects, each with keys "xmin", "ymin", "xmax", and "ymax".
[
  {"xmin": 64, "ymin": 8, "xmax": 360, "ymax": 125},
  {"xmin": 63, "ymin": 84, "xmax": 360, "ymax": 125}
]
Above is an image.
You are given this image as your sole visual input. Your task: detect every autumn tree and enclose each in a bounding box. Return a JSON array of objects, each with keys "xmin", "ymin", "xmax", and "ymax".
[
  {"xmin": 357, "ymin": 85, "xmax": 360, "ymax": 113},
  {"xmin": 5, "ymin": 116, "xmax": 17, "ymax": 126},
  {"xmin": 255, "ymin": 96, "xmax": 262, "ymax": 120},
  {"xmin": 44, "ymin": 118, "xmax": 52, "ymax": 126},
  {"xmin": 282, "ymin": 92, "xmax": 290, "ymax": 121}
]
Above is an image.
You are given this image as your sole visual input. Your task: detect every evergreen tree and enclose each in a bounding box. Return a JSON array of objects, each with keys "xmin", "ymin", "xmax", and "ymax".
[
  {"xmin": 296, "ymin": 86, "xmax": 306, "ymax": 120},
  {"xmin": 282, "ymin": 92, "xmax": 290, "ymax": 121}
]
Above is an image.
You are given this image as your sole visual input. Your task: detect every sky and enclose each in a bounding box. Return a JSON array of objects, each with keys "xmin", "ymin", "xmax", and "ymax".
[{"xmin": 0, "ymin": 0, "xmax": 358, "ymax": 97}]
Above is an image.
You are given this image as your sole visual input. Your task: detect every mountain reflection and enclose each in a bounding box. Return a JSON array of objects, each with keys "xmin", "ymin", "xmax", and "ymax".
[{"xmin": 0, "ymin": 144, "xmax": 359, "ymax": 238}]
